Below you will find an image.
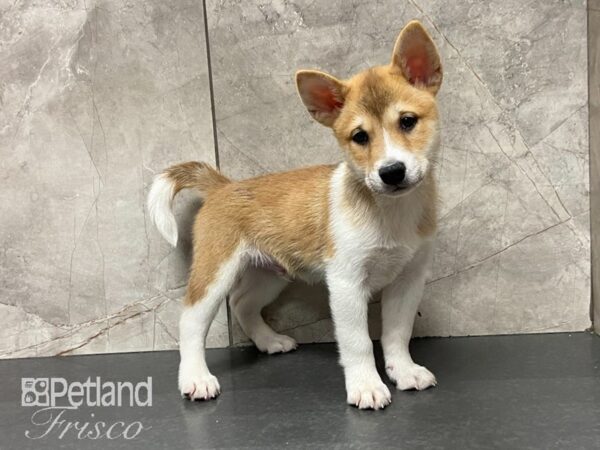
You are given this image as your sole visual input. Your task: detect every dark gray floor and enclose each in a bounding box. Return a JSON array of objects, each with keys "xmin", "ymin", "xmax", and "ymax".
[{"xmin": 1, "ymin": 333, "xmax": 599, "ymax": 449}]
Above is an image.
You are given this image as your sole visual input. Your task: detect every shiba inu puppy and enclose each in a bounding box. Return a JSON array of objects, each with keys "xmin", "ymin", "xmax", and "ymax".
[{"xmin": 148, "ymin": 20, "xmax": 442, "ymax": 410}]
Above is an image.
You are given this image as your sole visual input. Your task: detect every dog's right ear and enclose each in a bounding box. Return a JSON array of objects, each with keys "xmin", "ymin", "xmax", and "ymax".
[{"xmin": 296, "ymin": 70, "xmax": 346, "ymax": 127}]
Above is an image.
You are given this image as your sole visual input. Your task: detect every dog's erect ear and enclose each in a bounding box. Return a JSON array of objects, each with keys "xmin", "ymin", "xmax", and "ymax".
[
  {"xmin": 391, "ymin": 20, "xmax": 442, "ymax": 94},
  {"xmin": 296, "ymin": 70, "xmax": 346, "ymax": 127}
]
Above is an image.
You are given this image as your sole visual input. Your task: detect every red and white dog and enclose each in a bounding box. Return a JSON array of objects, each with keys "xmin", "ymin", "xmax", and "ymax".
[{"xmin": 148, "ymin": 20, "xmax": 442, "ymax": 410}]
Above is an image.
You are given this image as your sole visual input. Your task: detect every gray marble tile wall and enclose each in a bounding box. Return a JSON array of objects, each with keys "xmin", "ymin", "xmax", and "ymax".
[
  {"xmin": 0, "ymin": 0, "xmax": 592, "ymax": 358},
  {"xmin": 205, "ymin": 0, "xmax": 591, "ymax": 344},
  {"xmin": 590, "ymin": 0, "xmax": 600, "ymax": 333},
  {"xmin": 0, "ymin": 0, "xmax": 228, "ymax": 357}
]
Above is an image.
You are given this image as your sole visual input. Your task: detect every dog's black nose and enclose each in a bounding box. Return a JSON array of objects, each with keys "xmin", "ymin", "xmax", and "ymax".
[{"xmin": 378, "ymin": 162, "xmax": 406, "ymax": 185}]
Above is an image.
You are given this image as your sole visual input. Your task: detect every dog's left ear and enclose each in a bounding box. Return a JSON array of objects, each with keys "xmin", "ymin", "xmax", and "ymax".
[
  {"xmin": 296, "ymin": 70, "xmax": 346, "ymax": 127},
  {"xmin": 391, "ymin": 20, "xmax": 442, "ymax": 94}
]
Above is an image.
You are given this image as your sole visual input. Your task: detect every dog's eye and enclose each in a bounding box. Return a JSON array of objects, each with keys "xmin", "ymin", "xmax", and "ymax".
[
  {"xmin": 399, "ymin": 115, "xmax": 418, "ymax": 131},
  {"xmin": 351, "ymin": 129, "xmax": 369, "ymax": 145}
]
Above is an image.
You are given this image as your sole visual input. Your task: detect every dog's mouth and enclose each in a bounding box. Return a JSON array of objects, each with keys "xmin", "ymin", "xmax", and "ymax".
[
  {"xmin": 383, "ymin": 183, "xmax": 418, "ymax": 196},
  {"xmin": 364, "ymin": 170, "xmax": 426, "ymax": 197},
  {"xmin": 368, "ymin": 179, "xmax": 423, "ymax": 197}
]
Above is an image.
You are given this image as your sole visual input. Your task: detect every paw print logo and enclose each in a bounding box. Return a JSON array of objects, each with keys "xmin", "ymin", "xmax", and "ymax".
[{"xmin": 21, "ymin": 378, "xmax": 50, "ymax": 407}]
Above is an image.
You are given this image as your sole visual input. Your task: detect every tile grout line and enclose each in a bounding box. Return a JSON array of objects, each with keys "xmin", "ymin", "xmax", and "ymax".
[
  {"xmin": 588, "ymin": 2, "xmax": 599, "ymax": 334},
  {"xmin": 202, "ymin": 0, "xmax": 220, "ymax": 171},
  {"xmin": 587, "ymin": 0, "xmax": 592, "ymax": 331},
  {"xmin": 201, "ymin": 0, "xmax": 233, "ymax": 346}
]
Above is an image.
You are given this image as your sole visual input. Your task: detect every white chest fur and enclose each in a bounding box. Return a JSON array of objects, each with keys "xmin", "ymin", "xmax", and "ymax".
[
  {"xmin": 328, "ymin": 164, "xmax": 424, "ymax": 292},
  {"xmin": 361, "ymin": 245, "xmax": 416, "ymax": 291}
]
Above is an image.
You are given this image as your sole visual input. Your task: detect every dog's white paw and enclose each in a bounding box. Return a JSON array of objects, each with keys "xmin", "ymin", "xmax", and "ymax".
[
  {"xmin": 386, "ymin": 362, "xmax": 437, "ymax": 391},
  {"xmin": 346, "ymin": 375, "xmax": 392, "ymax": 410},
  {"xmin": 254, "ymin": 333, "xmax": 298, "ymax": 354},
  {"xmin": 179, "ymin": 367, "xmax": 221, "ymax": 401}
]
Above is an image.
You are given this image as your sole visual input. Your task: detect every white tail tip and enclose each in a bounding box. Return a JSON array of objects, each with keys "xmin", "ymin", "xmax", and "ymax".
[{"xmin": 147, "ymin": 174, "xmax": 178, "ymax": 247}]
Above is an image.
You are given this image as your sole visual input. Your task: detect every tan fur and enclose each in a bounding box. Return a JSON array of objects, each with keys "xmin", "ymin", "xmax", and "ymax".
[
  {"xmin": 340, "ymin": 168, "xmax": 377, "ymax": 228},
  {"xmin": 165, "ymin": 161, "xmax": 230, "ymax": 197},
  {"xmin": 184, "ymin": 165, "xmax": 335, "ymax": 305}
]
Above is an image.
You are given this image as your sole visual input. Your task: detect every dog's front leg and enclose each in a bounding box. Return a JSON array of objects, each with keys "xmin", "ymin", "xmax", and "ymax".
[
  {"xmin": 381, "ymin": 240, "xmax": 437, "ymax": 391},
  {"xmin": 328, "ymin": 275, "xmax": 391, "ymax": 410}
]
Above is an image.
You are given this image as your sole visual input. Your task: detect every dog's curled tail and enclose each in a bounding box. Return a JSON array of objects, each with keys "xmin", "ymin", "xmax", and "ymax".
[{"xmin": 147, "ymin": 161, "xmax": 230, "ymax": 247}]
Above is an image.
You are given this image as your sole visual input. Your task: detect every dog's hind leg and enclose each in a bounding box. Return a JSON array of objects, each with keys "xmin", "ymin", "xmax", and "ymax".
[
  {"xmin": 229, "ymin": 266, "xmax": 297, "ymax": 354},
  {"xmin": 178, "ymin": 238, "xmax": 247, "ymax": 400}
]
